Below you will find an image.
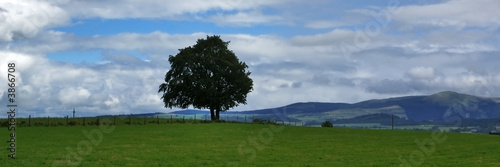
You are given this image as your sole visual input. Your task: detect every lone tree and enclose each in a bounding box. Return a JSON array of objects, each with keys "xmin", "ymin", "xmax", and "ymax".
[
  {"xmin": 158, "ymin": 36, "xmax": 253, "ymax": 121},
  {"xmin": 321, "ymin": 120, "xmax": 333, "ymax": 128}
]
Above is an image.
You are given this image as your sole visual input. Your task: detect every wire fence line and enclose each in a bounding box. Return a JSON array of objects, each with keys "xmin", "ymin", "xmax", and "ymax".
[{"xmin": 0, "ymin": 114, "xmax": 306, "ymax": 127}]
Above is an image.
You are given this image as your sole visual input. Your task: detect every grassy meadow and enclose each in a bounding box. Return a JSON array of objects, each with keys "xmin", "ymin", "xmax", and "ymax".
[{"xmin": 2, "ymin": 121, "xmax": 499, "ymax": 166}]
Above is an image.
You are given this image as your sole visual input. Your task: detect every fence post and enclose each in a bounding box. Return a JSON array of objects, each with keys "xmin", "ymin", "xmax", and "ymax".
[
  {"xmin": 170, "ymin": 115, "xmax": 173, "ymax": 124},
  {"xmin": 66, "ymin": 115, "xmax": 69, "ymax": 126},
  {"xmin": 392, "ymin": 115, "xmax": 394, "ymax": 130}
]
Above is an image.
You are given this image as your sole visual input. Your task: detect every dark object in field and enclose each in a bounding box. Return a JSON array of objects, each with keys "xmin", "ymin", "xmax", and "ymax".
[
  {"xmin": 488, "ymin": 132, "xmax": 500, "ymax": 135},
  {"xmin": 321, "ymin": 120, "xmax": 333, "ymax": 128}
]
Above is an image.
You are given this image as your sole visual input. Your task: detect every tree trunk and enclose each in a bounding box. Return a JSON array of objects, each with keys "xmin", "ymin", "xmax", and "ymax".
[
  {"xmin": 210, "ymin": 108, "xmax": 215, "ymax": 121},
  {"xmin": 216, "ymin": 109, "xmax": 220, "ymax": 121}
]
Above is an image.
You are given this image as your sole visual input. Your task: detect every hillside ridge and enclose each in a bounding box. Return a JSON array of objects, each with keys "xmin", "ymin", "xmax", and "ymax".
[{"xmin": 165, "ymin": 91, "xmax": 500, "ymax": 122}]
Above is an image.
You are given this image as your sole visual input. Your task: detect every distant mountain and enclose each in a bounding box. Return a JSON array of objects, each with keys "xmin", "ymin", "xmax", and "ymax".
[
  {"xmin": 237, "ymin": 102, "xmax": 350, "ymax": 115},
  {"xmin": 99, "ymin": 112, "xmax": 164, "ymax": 117},
  {"xmin": 171, "ymin": 109, "xmax": 209, "ymax": 115},
  {"xmin": 170, "ymin": 91, "xmax": 500, "ymax": 123}
]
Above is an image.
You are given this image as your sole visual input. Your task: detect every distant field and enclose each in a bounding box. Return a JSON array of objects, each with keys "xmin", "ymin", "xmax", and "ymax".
[{"xmin": 2, "ymin": 122, "xmax": 499, "ymax": 166}]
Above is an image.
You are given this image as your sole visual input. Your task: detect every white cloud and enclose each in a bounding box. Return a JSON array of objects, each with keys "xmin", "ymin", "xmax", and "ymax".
[
  {"xmin": 5, "ymin": 26, "xmax": 500, "ymax": 114},
  {"xmin": 305, "ymin": 20, "xmax": 347, "ymax": 29},
  {"xmin": 0, "ymin": 50, "xmax": 169, "ymax": 117},
  {"xmin": 208, "ymin": 10, "xmax": 284, "ymax": 26},
  {"xmin": 104, "ymin": 95, "xmax": 120, "ymax": 107},
  {"xmin": 291, "ymin": 29, "xmax": 355, "ymax": 46},
  {"xmin": 58, "ymin": 87, "xmax": 91, "ymax": 105},
  {"xmin": 59, "ymin": 0, "xmax": 288, "ymax": 26},
  {"xmin": 0, "ymin": 0, "xmax": 69, "ymax": 42},
  {"xmin": 408, "ymin": 67, "xmax": 435, "ymax": 80},
  {"xmin": 393, "ymin": 0, "xmax": 500, "ymax": 29}
]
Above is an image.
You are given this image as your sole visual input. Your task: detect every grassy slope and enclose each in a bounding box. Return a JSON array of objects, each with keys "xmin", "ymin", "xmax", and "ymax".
[{"xmin": 2, "ymin": 123, "xmax": 499, "ymax": 167}]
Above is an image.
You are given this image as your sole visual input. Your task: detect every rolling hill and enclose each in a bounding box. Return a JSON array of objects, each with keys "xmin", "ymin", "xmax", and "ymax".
[{"xmin": 166, "ymin": 91, "xmax": 500, "ymax": 124}]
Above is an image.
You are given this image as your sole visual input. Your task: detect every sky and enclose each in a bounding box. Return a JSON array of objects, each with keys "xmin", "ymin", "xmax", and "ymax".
[{"xmin": 1, "ymin": 0, "xmax": 500, "ymax": 117}]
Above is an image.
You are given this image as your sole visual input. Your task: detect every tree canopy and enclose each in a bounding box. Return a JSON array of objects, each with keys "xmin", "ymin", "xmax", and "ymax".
[
  {"xmin": 321, "ymin": 121, "xmax": 333, "ymax": 128},
  {"xmin": 158, "ymin": 35, "xmax": 253, "ymax": 120}
]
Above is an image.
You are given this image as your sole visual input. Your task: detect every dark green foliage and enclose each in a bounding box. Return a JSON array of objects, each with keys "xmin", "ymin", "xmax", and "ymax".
[
  {"xmin": 199, "ymin": 120, "xmax": 213, "ymax": 123},
  {"xmin": 68, "ymin": 120, "xmax": 78, "ymax": 126},
  {"xmin": 0, "ymin": 116, "xmax": 218, "ymax": 128},
  {"xmin": 159, "ymin": 35, "xmax": 253, "ymax": 120},
  {"xmin": 1, "ymin": 120, "xmax": 8, "ymax": 127},
  {"xmin": 214, "ymin": 119, "xmax": 226, "ymax": 123},
  {"xmin": 321, "ymin": 120, "xmax": 333, "ymax": 127}
]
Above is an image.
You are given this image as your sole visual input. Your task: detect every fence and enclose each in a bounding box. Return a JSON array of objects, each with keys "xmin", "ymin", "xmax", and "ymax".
[{"xmin": 0, "ymin": 115, "xmax": 305, "ymax": 127}]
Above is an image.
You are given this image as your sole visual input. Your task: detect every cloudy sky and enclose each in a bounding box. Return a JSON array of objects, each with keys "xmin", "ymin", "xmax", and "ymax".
[{"xmin": 1, "ymin": 0, "xmax": 499, "ymax": 117}]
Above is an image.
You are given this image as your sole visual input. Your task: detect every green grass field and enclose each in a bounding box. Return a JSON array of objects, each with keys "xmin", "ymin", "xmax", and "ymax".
[{"xmin": 2, "ymin": 122, "xmax": 499, "ymax": 166}]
